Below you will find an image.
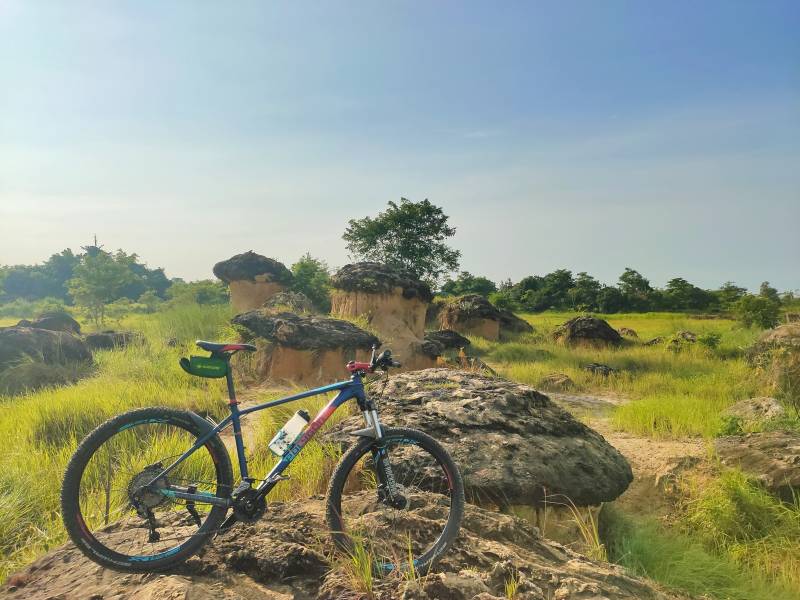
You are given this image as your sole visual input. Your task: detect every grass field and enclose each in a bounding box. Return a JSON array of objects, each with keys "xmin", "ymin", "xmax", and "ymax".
[
  {"xmin": 1, "ymin": 305, "xmax": 798, "ymax": 599},
  {"xmin": 472, "ymin": 311, "xmax": 795, "ymax": 438}
]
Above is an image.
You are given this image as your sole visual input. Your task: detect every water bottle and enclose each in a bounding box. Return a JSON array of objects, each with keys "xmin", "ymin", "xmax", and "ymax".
[{"xmin": 268, "ymin": 410, "xmax": 311, "ymax": 456}]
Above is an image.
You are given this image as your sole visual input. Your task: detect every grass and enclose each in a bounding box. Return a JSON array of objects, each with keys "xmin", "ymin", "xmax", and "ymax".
[
  {"xmin": 472, "ymin": 311, "xmax": 785, "ymax": 439},
  {"xmin": 602, "ymin": 506, "xmax": 798, "ymax": 600}
]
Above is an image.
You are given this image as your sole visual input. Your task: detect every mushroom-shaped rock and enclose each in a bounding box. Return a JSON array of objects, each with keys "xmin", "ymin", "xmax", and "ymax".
[
  {"xmin": 325, "ymin": 369, "xmax": 632, "ymax": 507},
  {"xmin": 213, "ymin": 251, "xmax": 294, "ymax": 312},
  {"xmin": 756, "ymin": 323, "xmax": 800, "ymax": 348},
  {"xmin": 0, "ymin": 327, "xmax": 92, "ymax": 369},
  {"xmin": 716, "ymin": 431, "xmax": 800, "ymax": 502},
  {"xmin": 16, "ymin": 311, "xmax": 81, "ymax": 334},
  {"xmin": 330, "ymin": 262, "xmax": 437, "ymax": 370},
  {"xmin": 232, "ymin": 310, "xmax": 379, "ymax": 385},
  {"xmin": 619, "ymin": 327, "xmax": 638, "ymax": 338},
  {"xmin": 263, "ymin": 290, "xmax": 316, "ymax": 314},
  {"xmin": 553, "ymin": 316, "xmax": 623, "ymax": 347},
  {"xmin": 424, "ymin": 329, "xmax": 471, "ymax": 351},
  {"xmin": 439, "ymin": 295, "xmax": 502, "ymax": 341}
]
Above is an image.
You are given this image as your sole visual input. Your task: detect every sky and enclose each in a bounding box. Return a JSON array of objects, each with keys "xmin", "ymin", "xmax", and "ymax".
[{"xmin": 1, "ymin": 1, "xmax": 798, "ymax": 291}]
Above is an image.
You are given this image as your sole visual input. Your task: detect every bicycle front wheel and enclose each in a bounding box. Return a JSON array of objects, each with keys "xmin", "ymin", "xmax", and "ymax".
[
  {"xmin": 61, "ymin": 407, "xmax": 233, "ymax": 572},
  {"xmin": 325, "ymin": 427, "xmax": 464, "ymax": 574}
]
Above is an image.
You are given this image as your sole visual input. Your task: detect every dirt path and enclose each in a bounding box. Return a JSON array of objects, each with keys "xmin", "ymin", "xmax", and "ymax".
[{"xmin": 548, "ymin": 392, "xmax": 708, "ymax": 517}]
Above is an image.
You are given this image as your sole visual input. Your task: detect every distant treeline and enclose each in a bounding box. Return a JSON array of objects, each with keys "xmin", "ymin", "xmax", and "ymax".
[{"xmin": 441, "ymin": 269, "xmax": 796, "ymax": 319}]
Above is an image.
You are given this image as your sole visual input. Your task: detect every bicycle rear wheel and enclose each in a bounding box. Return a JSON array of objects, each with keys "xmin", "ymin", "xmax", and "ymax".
[
  {"xmin": 325, "ymin": 427, "xmax": 464, "ymax": 574},
  {"xmin": 61, "ymin": 407, "xmax": 233, "ymax": 572}
]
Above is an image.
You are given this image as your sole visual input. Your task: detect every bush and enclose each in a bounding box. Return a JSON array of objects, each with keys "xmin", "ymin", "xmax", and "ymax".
[
  {"xmin": 699, "ymin": 332, "xmax": 722, "ymax": 349},
  {"xmin": 291, "ymin": 254, "xmax": 331, "ymax": 312},
  {"xmin": 736, "ymin": 295, "xmax": 781, "ymax": 329}
]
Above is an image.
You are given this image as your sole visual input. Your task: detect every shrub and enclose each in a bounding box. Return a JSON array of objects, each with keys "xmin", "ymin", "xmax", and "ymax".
[{"xmin": 736, "ymin": 295, "xmax": 781, "ymax": 329}]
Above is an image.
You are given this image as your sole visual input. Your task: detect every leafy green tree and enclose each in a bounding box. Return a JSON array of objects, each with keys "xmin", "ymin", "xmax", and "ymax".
[
  {"xmin": 597, "ymin": 286, "xmax": 625, "ymax": 313},
  {"xmin": 716, "ymin": 281, "xmax": 747, "ymax": 308},
  {"xmin": 569, "ymin": 272, "xmax": 602, "ymax": 311},
  {"xmin": 664, "ymin": 277, "xmax": 717, "ymax": 311},
  {"xmin": 440, "ymin": 271, "xmax": 497, "ymax": 297},
  {"xmin": 735, "ymin": 294, "xmax": 780, "ymax": 329},
  {"xmin": 68, "ymin": 251, "xmax": 135, "ymax": 324},
  {"xmin": 618, "ymin": 268, "xmax": 653, "ymax": 311},
  {"xmin": 759, "ymin": 281, "xmax": 781, "ymax": 304},
  {"xmin": 167, "ymin": 280, "xmax": 228, "ymax": 305},
  {"xmin": 291, "ymin": 254, "xmax": 332, "ymax": 312},
  {"xmin": 343, "ymin": 198, "xmax": 460, "ymax": 285}
]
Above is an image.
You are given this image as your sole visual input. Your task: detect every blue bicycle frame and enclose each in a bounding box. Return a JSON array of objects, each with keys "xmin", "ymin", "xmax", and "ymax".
[{"xmin": 149, "ymin": 366, "xmax": 379, "ymax": 508}]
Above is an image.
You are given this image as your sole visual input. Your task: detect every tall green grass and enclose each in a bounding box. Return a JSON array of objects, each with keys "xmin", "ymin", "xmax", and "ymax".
[{"xmin": 475, "ymin": 311, "xmax": 770, "ymax": 438}]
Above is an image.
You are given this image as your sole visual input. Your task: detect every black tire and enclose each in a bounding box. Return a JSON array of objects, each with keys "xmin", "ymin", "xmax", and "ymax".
[
  {"xmin": 61, "ymin": 407, "xmax": 233, "ymax": 572},
  {"xmin": 325, "ymin": 427, "xmax": 464, "ymax": 574}
]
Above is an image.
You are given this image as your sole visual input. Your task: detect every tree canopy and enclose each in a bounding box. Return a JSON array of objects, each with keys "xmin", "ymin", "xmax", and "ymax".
[{"xmin": 342, "ymin": 198, "xmax": 460, "ymax": 285}]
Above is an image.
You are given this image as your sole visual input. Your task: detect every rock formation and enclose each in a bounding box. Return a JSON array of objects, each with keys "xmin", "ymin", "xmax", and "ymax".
[
  {"xmin": 232, "ymin": 310, "xmax": 379, "ymax": 385},
  {"xmin": 3, "ymin": 498, "xmax": 684, "ymax": 600},
  {"xmin": 15, "ymin": 311, "xmax": 81, "ymax": 334},
  {"xmin": 213, "ymin": 251, "xmax": 294, "ymax": 312},
  {"xmin": 715, "ymin": 431, "xmax": 800, "ymax": 502},
  {"xmin": 553, "ymin": 316, "xmax": 623, "ymax": 347},
  {"xmin": 425, "ymin": 329, "xmax": 471, "ymax": 351},
  {"xmin": 326, "ymin": 369, "xmax": 633, "ymax": 507},
  {"xmin": 539, "ymin": 372, "xmax": 576, "ymax": 391},
  {"xmin": 330, "ymin": 262, "xmax": 438, "ymax": 370},
  {"xmin": 723, "ymin": 397, "xmax": 785, "ymax": 427},
  {"xmin": 440, "ymin": 294, "xmax": 503, "ymax": 340},
  {"xmin": 619, "ymin": 327, "xmax": 638, "ymax": 338},
  {"xmin": 262, "ymin": 290, "xmax": 315, "ymax": 314},
  {"xmin": 499, "ymin": 308, "xmax": 535, "ymax": 336},
  {"xmin": 583, "ymin": 363, "xmax": 618, "ymax": 376},
  {"xmin": 0, "ymin": 327, "xmax": 91, "ymax": 369},
  {"xmin": 84, "ymin": 330, "xmax": 141, "ymax": 351}
]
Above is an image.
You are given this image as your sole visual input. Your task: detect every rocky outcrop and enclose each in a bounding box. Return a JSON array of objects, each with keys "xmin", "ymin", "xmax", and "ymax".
[
  {"xmin": 539, "ymin": 372, "xmax": 576, "ymax": 391},
  {"xmin": 263, "ymin": 290, "xmax": 315, "ymax": 314},
  {"xmin": 3, "ymin": 498, "xmax": 683, "ymax": 600},
  {"xmin": 84, "ymin": 330, "xmax": 141, "ymax": 351},
  {"xmin": 499, "ymin": 309, "xmax": 534, "ymax": 336},
  {"xmin": 232, "ymin": 310, "xmax": 378, "ymax": 385},
  {"xmin": 213, "ymin": 251, "xmax": 294, "ymax": 312},
  {"xmin": 425, "ymin": 329, "xmax": 471, "ymax": 350},
  {"xmin": 619, "ymin": 327, "xmax": 638, "ymax": 338},
  {"xmin": 716, "ymin": 431, "xmax": 800, "ymax": 502},
  {"xmin": 330, "ymin": 262, "xmax": 438, "ymax": 370},
  {"xmin": 756, "ymin": 323, "xmax": 800, "ymax": 349},
  {"xmin": 327, "ymin": 369, "xmax": 632, "ymax": 507},
  {"xmin": 440, "ymin": 295, "xmax": 502, "ymax": 341},
  {"xmin": 16, "ymin": 311, "xmax": 81, "ymax": 334},
  {"xmin": 553, "ymin": 316, "xmax": 623, "ymax": 347},
  {"xmin": 0, "ymin": 327, "xmax": 91, "ymax": 369},
  {"xmin": 583, "ymin": 363, "xmax": 618, "ymax": 376},
  {"xmin": 724, "ymin": 397, "xmax": 785, "ymax": 427}
]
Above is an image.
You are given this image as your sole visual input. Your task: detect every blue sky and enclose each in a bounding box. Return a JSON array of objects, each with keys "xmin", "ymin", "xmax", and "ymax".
[{"xmin": 1, "ymin": 1, "xmax": 798, "ymax": 290}]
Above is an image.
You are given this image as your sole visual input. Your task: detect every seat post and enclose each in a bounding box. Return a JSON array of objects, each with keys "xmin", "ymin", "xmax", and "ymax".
[{"xmin": 224, "ymin": 357, "xmax": 238, "ymax": 405}]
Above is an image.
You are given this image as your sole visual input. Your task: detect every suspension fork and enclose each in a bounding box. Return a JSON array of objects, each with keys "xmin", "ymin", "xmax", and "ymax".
[{"xmin": 362, "ymin": 408, "xmax": 402, "ymax": 499}]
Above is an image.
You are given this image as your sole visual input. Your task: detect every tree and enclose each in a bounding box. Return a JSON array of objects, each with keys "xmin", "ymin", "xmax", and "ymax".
[
  {"xmin": 291, "ymin": 254, "xmax": 332, "ymax": 312},
  {"xmin": 167, "ymin": 280, "xmax": 228, "ymax": 305},
  {"xmin": 759, "ymin": 281, "xmax": 781, "ymax": 304},
  {"xmin": 664, "ymin": 277, "xmax": 717, "ymax": 311},
  {"xmin": 735, "ymin": 294, "xmax": 780, "ymax": 329},
  {"xmin": 597, "ymin": 286, "xmax": 625, "ymax": 313},
  {"xmin": 618, "ymin": 268, "xmax": 653, "ymax": 311},
  {"xmin": 569, "ymin": 272, "xmax": 602, "ymax": 311},
  {"xmin": 68, "ymin": 251, "xmax": 134, "ymax": 324},
  {"xmin": 716, "ymin": 281, "xmax": 747, "ymax": 308},
  {"xmin": 440, "ymin": 271, "xmax": 497, "ymax": 297},
  {"xmin": 343, "ymin": 198, "xmax": 460, "ymax": 285}
]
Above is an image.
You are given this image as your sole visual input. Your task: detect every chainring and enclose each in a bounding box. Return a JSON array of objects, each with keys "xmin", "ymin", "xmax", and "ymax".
[{"xmin": 232, "ymin": 488, "xmax": 266, "ymax": 523}]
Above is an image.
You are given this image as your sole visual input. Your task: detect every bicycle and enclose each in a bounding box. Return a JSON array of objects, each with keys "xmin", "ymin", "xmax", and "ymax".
[{"xmin": 61, "ymin": 341, "xmax": 465, "ymax": 574}]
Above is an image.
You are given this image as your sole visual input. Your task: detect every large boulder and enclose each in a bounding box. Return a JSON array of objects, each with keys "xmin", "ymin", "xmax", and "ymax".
[
  {"xmin": 756, "ymin": 323, "xmax": 800, "ymax": 349},
  {"xmin": 0, "ymin": 327, "xmax": 91, "ymax": 369},
  {"xmin": 16, "ymin": 311, "xmax": 81, "ymax": 334},
  {"xmin": 4, "ymin": 498, "xmax": 682, "ymax": 600},
  {"xmin": 213, "ymin": 251, "xmax": 294, "ymax": 312},
  {"xmin": 440, "ymin": 294, "xmax": 502, "ymax": 341},
  {"xmin": 84, "ymin": 330, "xmax": 142, "ymax": 351},
  {"xmin": 724, "ymin": 397, "xmax": 785, "ymax": 427},
  {"xmin": 716, "ymin": 431, "xmax": 800, "ymax": 502},
  {"xmin": 330, "ymin": 262, "xmax": 438, "ymax": 370},
  {"xmin": 232, "ymin": 310, "xmax": 379, "ymax": 385},
  {"xmin": 327, "ymin": 369, "xmax": 632, "ymax": 507},
  {"xmin": 553, "ymin": 316, "xmax": 623, "ymax": 347}
]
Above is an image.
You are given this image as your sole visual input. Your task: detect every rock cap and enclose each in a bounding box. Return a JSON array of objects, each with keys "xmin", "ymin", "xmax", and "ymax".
[
  {"xmin": 441, "ymin": 294, "xmax": 501, "ymax": 322},
  {"xmin": 212, "ymin": 251, "xmax": 293, "ymax": 285},
  {"xmin": 331, "ymin": 262, "xmax": 433, "ymax": 302},
  {"xmin": 232, "ymin": 310, "xmax": 379, "ymax": 351}
]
